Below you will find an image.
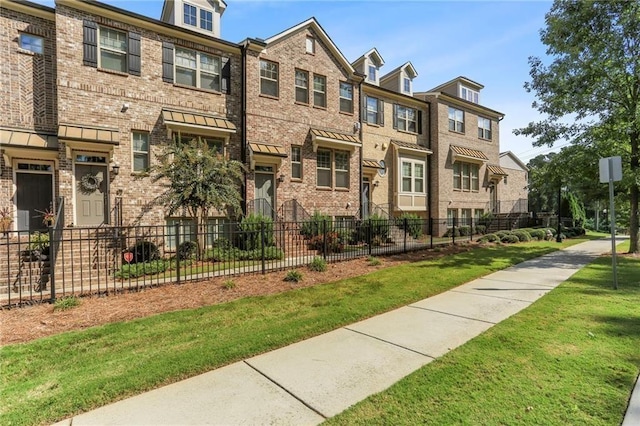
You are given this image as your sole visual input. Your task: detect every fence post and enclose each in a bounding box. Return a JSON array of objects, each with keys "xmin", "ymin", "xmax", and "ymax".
[
  {"xmin": 367, "ymin": 219, "xmax": 372, "ymax": 256},
  {"xmin": 261, "ymin": 221, "xmax": 266, "ymax": 274},
  {"xmin": 429, "ymin": 217, "xmax": 433, "ymax": 249},
  {"xmin": 403, "ymin": 217, "xmax": 408, "ymax": 253},
  {"xmin": 175, "ymin": 223, "xmax": 181, "ymax": 284},
  {"xmin": 452, "ymin": 217, "xmax": 456, "ymax": 245},
  {"xmin": 48, "ymin": 225, "xmax": 56, "ymax": 303},
  {"xmin": 322, "ymin": 219, "xmax": 327, "ymax": 260},
  {"xmin": 470, "ymin": 218, "xmax": 474, "ymax": 242}
]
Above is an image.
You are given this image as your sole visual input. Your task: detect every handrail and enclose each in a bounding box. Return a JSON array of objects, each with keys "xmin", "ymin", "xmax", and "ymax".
[{"xmin": 280, "ymin": 199, "xmax": 311, "ymax": 222}]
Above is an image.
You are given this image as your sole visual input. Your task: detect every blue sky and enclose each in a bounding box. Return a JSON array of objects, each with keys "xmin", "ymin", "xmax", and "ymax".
[{"xmin": 34, "ymin": 0, "xmax": 558, "ymax": 163}]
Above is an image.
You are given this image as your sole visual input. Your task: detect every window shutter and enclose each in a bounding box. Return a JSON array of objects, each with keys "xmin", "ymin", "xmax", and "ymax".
[
  {"xmin": 392, "ymin": 104, "xmax": 398, "ymax": 129},
  {"xmin": 82, "ymin": 20, "xmax": 98, "ymax": 68},
  {"xmin": 362, "ymin": 96, "xmax": 368, "ymax": 123},
  {"xmin": 128, "ymin": 32, "xmax": 141, "ymax": 76},
  {"xmin": 221, "ymin": 56, "xmax": 230, "ymax": 94},
  {"xmin": 162, "ymin": 42, "xmax": 174, "ymax": 83},
  {"xmin": 418, "ymin": 110, "xmax": 423, "ymax": 134},
  {"xmin": 379, "ymin": 100, "xmax": 384, "ymax": 126}
]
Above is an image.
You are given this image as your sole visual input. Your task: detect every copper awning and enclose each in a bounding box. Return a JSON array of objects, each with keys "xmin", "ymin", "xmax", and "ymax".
[
  {"xmin": 392, "ymin": 140, "xmax": 432, "ymax": 155},
  {"xmin": 363, "ymin": 158, "xmax": 382, "ymax": 169},
  {"xmin": 162, "ymin": 108, "xmax": 236, "ymax": 134},
  {"xmin": 450, "ymin": 145, "xmax": 488, "ymax": 163},
  {"xmin": 0, "ymin": 127, "xmax": 58, "ymax": 148},
  {"xmin": 249, "ymin": 142, "xmax": 287, "ymax": 157},
  {"xmin": 487, "ymin": 165, "xmax": 508, "ymax": 176},
  {"xmin": 310, "ymin": 127, "xmax": 361, "ymax": 151},
  {"xmin": 58, "ymin": 124, "xmax": 120, "ymax": 144}
]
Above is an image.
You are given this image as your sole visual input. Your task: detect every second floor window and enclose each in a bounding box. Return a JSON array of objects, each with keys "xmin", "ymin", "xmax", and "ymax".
[
  {"xmin": 99, "ymin": 27, "xmax": 127, "ymax": 72},
  {"xmin": 448, "ymin": 107, "xmax": 464, "ymax": 133},
  {"xmin": 132, "ymin": 132, "xmax": 149, "ymax": 173},
  {"xmin": 200, "ymin": 9, "xmax": 213, "ymax": 31},
  {"xmin": 295, "ymin": 69, "xmax": 309, "ymax": 104},
  {"xmin": 184, "ymin": 4, "xmax": 197, "ymax": 26},
  {"xmin": 453, "ymin": 162, "xmax": 479, "ymax": 192},
  {"xmin": 313, "ymin": 75, "xmax": 326, "ymax": 108},
  {"xmin": 19, "ymin": 33, "xmax": 44, "ymax": 54},
  {"xmin": 401, "ymin": 160, "xmax": 424, "ymax": 193},
  {"xmin": 291, "ymin": 146, "xmax": 302, "ymax": 179},
  {"xmin": 339, "ymin": 82, "xmax": 353, "ymax": 113},
  {"xmin": 395, "ymin": 105, "xmax": 417, "ymax": 133},
  {"xmin": 175, "ymin": 48, "xmax": 220, "ymax": 91},
  {"xmin": 260, "ymin": 60, "xmax": 278, "ymax": 97},
  {"xmin": 366, "ymin": 96, "xmax": 383, "ymax": 125},
  {"xmin": 478, "ymin": 117, "xmax": 492, "ymax": 140}
]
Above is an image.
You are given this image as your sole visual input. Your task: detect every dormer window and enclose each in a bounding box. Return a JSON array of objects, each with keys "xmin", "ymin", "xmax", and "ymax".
[
  {"xmin": 200, "ymin": 9, "xmax": 213, "ymax": 31},
  {"xmin": 460, "ymin": 86, "xmax": 479, "ymax": 103},
  {"xmin": 368, "ymin": 65, "xmax": 377, "ymax": 83},
  {"xmin": 403, "ymin": 77, "xmax": 411, "ymax": 94},
  {"xmin": 183, "ymin": 3, "xmax": 197, "ymax": 27}
]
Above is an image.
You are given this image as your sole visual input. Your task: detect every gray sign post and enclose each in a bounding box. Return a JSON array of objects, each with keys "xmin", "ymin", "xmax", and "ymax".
[{"xmin": 599, "ymin": 156, "xmax": 622, "ymax": 289}]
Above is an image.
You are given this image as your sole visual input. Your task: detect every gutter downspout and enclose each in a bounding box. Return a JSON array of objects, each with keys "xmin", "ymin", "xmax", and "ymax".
[
  {"xmin": 240, "ymin": 41, "xmax": 248, "ymax": 217},
  {"xmin": 426, "ymin": 100, "xmax": 433, "ymax": 222}
]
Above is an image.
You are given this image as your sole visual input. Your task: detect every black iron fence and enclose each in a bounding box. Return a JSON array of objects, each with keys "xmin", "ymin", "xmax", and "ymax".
[{"xmin": 1, "ymin": 215, "xmax": 552, "ymax": 308}]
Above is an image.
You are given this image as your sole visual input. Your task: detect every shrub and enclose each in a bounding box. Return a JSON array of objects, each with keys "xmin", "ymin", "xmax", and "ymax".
[
  {"xmin": 396, "ymin": 213, "xmax": 423, "ymax": 239},
  {"xmin": 495, "ymin": 231, "xmax": 512, "ymax": 239},
  {"xmin": 355, "ymin": 214, "xmax": 389, "ymax": 244},
  {"xmin": 128, "ymin": 240, "xmax": 160, "ymax": 264},
  {"xmin": 458, "ymin": 226, "xmax": 472, "ymax": 237},
  {"xmin": 501, "ymin": 234, "xmax": 520, "ymax": 244},
  {"xmin": 512, "ymin": 230, "xmax": 532, "ymax": 242},
  {"xmin": 474, "ymin": 225, "xmax": 487, "ymax": 235},
  {"xmin": 54, "ymin": 296, "xmax": 80, "ymax": 311},
  {"xmin": 443, "ymin": 228, "xmax": 460, "ymax": 238},
  {"xmin": 309, "ymin": 257, "xmax": 328, "ymax": 272},
  {"xmin": 177, "ymin": 241, "xmax": 198, "ymax": 260},
  {"xmin": 238, "ymin": 213, "xmax": 275, "ymax": 250},
  {"xmin": 477, "ymin": 234, "xmax": 499, "ymax": 243},
  {"xmin": 115, "ymin": 259, "xmax": 169, "ymax": 279},
  {"xmin": 284, "ymin": 269, "xmax": 303, "ymax": 282},
  {"xmin": 367, "ymin": 256, "xmax": 382, "ymax": 266},
  {"xmin": 529, "ymin": 229, "xmax": 546, "ymax": 240},
  {"xmin": 222, "ymin": 279, "xmax": 235, "ymax": 290},
  {"xmin": 307, "ymin": 232, "xmax": 344, "ymax": 253},
  {"xmin": 28, "ymin": 231, "xmax": 50, "ymax": 253},
  {"xmin": 300, "ymin": 211, "xmax": 332, "ymax": 239}
]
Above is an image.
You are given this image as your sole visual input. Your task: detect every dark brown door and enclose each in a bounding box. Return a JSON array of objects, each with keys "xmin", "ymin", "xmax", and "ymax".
[{"xmin": 16, "ymin": 173, "xmax": 53, "ymax": 231}]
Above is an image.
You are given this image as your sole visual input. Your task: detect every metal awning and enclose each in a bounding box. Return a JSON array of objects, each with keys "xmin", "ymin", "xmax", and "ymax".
[
  {"xmin": 363, "ymin": 158, "xmax": 382, "ymax": 169},
  {"xmin": 162, "ymin": 108, "xmax": 236, "ymax": 136},
  {"xmin": 392, "ymin": 140, "xmax": 432, "ymax": 155},
  {"xmin": 310, "ymin": 128, "xmax": 361, "ymax": 152},
  {"xmin": 450, "ymin": 145, "xmax": 488, "ymax": 163},
  {"xmin": 487, "ymin": 165, "xmax": 508, "ymax": 176},
  {"xmin": 248, "ymin": 142, "xmax": 287, "ymax": 171},
  {"xmin": 58, "ymin": 124, "xmax": 120, "ymax": 144},
  {"xmin": 0, "ymin": 127, "xmax": 58, "ymax": 148}
]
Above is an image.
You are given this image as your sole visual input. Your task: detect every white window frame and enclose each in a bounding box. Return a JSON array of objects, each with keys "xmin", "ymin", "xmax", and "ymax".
[
  {"xmin": 478, "ymin": 117, "xmax": 492, "ymax": 140},
  {"xmin": 291, "ymin": 146, "xmax": 302, "ymax": 179},
  {"xmin": 305, "ymin": 36, "xmax": 315, "ymax": 54},
  {"xmin": 316, "ymin": 148, "xmax": 332, "ymax": 188},
  {"xmin": 339, "ymin": 82, "xmax": 353, "ymax": 113},
  {"xmin": 367, "ymin": 64, "xmax": 377, "ymax": 83},
  {"xmin": 200, "ymin": 8, "xmax": 213, "ymax": 31},
  {"xmin": 453, "ymin": 162, "xmax": 479, "ymax": 192},
  {"xmin": 460, "ymin": 85, "xmax": 479, "ymax": 103},
  {"xmin": 366, "ymin": 96, "xmax": 380, "ymax": 124},
  {"xmin": 260, "ymin": 59, "xmax": 279, "ymax": 97},
  {"xmin": 461, "ymin": 208, "xmax": 472, "ymax": 226},
  {"xmin": 98, "ymin": 26, "xmax": 127, "ymax": 73},
  {"xmin": 165, "ymin": 217, "xmax": 228, "ymax": 250},
  {"xmin": 334, "ymin": 150, "xmax": 349, "ymax": 189},
  {"xmin": 448, "ymin": 107, "xmax": 464, "ymax": 133},
  {"xmin": 313, "ymin": 74, "xmax": 326, "ymax": 108},
  {"xmin": 132, "ymin": 131, "xmax": 150, "ymax": 173},
  {"xmin": 447, "ymin": 208, "xmax": 458, "ymax": 227},
  {"xmin": 175, "ymin": 47, "xmax": 221, "ymax": 91},
  {"xmin": 295, "ymin": 69, "xmax": 309, "ymax": 104},
  {"xmin": 400, "ymin": 159, "xmax": 425, "ymax": 194},
  {"xmin": 174, "ymin": 132, "xmax": 224, "ymax": 155},
  {"xmin": 396, "ymin": 105, "xmax": 417, "ymax": 133},
  {"xmin": 19, "ymin": 33, "xmax": 44, "ymax": 54},
  {"xmin": 403, "ymin": 77, "xmax": 411, "ymax": 94},
  {"xmin": 316, "ymin": 148, "xmax": 350, "ymax": 189},
  {"xmin": 183, "ymin": 3, "xmax": 197, "ymax": 27}
]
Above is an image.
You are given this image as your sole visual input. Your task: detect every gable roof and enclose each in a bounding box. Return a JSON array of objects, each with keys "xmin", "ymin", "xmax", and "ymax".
[
  {"xmin": 380, "ymin": 61, "xmax": 418, "ymax": 83},
  {"xmin": 427, "ymin": 76, "xmax": 484, "ymax": 93},
  {"xmin": 351, "ymin": 47, "xmax": 385, "ymax": 68},
  {"xmin": 499, "ymin": 151, "xmax": 529, "ymax": 171},
  {"xmin": 264, "ymin": 17, "xmax": 356, "ymax": 76}
]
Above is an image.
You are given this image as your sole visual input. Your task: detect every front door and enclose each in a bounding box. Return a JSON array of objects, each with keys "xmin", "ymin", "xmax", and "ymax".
[
  {"xmin": 75, "ymin": 163, "xmax": 107, "ymax": 226},
  {"xmin": 490, "ymin": 184, "xmax": 498, "ymax": 214},
  {"xmin": 16, "ymin": 170, "xmax": 53, "ymax": 231},
  {"xmin": 255, "ymin": 168, "xmax": 275, "ymax": 219},
  {"xmin": 362, "ymin": 178, "xmax": 370, "ymax": 219}
]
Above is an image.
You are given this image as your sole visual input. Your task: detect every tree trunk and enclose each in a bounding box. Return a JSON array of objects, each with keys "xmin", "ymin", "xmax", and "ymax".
[{"xmin": 629, "ymin": 132, "xmax": 639, "ymax": 253}]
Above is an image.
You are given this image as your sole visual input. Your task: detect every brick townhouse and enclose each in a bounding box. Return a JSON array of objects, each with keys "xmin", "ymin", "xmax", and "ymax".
[
  {"xmin": 352, "ymin": 48, "xmax": 431, "ymax": 219},
  {"xmin": 415, "ymin": 77, "xmax": 508, "ymax": 234}
]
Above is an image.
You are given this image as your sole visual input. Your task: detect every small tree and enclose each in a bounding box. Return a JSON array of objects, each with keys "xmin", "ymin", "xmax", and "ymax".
[{"xmin": 151, "ymin": 138, "xmax": 244, "ymax": 258}]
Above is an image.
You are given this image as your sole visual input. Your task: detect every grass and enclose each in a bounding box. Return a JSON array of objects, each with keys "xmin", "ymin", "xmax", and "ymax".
[
  {"xmin": 0, "ymin": 236, "xmax": 604, "ymax": 426},
  {"xmin": 327, "ymin": 241, "xmax": 640, "ymax": 425}
]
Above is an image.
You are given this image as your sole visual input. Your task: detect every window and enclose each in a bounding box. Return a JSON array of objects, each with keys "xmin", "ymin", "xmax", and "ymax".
[
  {"xmin": 478, "ymin": 117, "xmax": 492, "ymax": 140},
  {"xmin": 474, "ymin": 209, "xmax": 484, "ymax": 221},
  {"xmin": 306, "ymin": 37, "xmax": 315, "ymax": 54},
  {"xmin": 453, "ymin": 162, "xmax": 479, "ymax": 192},
  {"xmin": 316, "ymin": 149, "xmax": 350, "ymax": 188},
  {"xmin": 183, "ymin": 3, "xmax": 197, "ymax": 26},
  {"xmin": 447, "ymin": 209, "xmax": 458, "ymax": 227},
  {"xmin": 460, "ymin": 86, "xmax": 479, "ymax": 103},
  {"xmin": 166, "ymin": 217, "xmax": 228, "ymax": 250},
  {"xmin": 174, "ymin": 133, "xmax": 224, "ymax": 154},
  {"xmin": 339, "ymin": 82, "xmax": 353, "ymax": 113},
  {"xmin": 448, "ymin": 107, "xmax": 464, "ymax": 133},
  {"xmin": 175, "ymin": 47, "xmax": 221, "ymax": 91},
  {"xmin": 365, "ymin": 96, "xmax": 383, "ymax": 125},
  {"xmin": 132, "ymin": 132, "xmax": 150, "ymax": 172},
  {"xmin": 403, "ymin": 77, "xmax": 411, "ymax": 94},
  {"xmin": 19, "ymin": 33, "xmax": 43, "ymax": 54},
  {"xmin": 317, "ymin": 149, "xmax": 332, "ymax": 187},
  {"xmin": 368, "ymin": 65, "xmax": 377, "ymax": 83},
  {"xmin": 504, "ymin": 176, "xmax": 508, "ymax": 185},
  {"xmin": 99, "ymin": 27, "xmax": 127, "ymax": 72},
  {"xmin": 260, "ymin": 60, "xmax": 278, "ymax": 97},
  {"xmin": 200, "ymin": 9, "xmax": 213, "ymax": 31},
  {"xmin": 461, "ymin": 209, "xmax": 472, "ymax": 226},
  {"xmin": 401, "ymin": 160, "xmax": 425, "ymax": 193},
  {"xmin": 395, "ymin": 105, "xmax": 417, "ymax": 133},
  {"xmin": 295, "ymin": 69, "xmax": 309, "ymax": 104},
  {"xmin": 313, "ymin": 74, "xmax": 326, "ymax": 108},
  {"xmin": 291, "ymin": 146, "xmax": 302, "ymax": 179}
]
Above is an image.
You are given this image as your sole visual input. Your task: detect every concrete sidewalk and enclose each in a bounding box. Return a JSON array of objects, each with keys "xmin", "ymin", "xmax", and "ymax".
[{"xmin": 54, "ymin": 238, "xmax": 636, "ymax": 425}]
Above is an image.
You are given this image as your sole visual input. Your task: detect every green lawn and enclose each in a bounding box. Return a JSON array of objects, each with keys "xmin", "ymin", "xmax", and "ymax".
[
  {"xmin": 327, "ymin": 241, "xmax": 640, "ymax": 425},
  {"xmin": 0, "ymin": 236, "xmax": 621, "ymax": 426}
]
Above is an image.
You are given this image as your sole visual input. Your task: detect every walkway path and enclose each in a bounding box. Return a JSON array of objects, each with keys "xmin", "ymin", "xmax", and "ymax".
[{"xmin": 53, "ymin": 238, "xmax": 637, "ymax": 425}]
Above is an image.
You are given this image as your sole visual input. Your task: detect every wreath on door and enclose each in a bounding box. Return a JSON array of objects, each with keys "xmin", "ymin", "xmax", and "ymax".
[{"xmin": 79, "ymin": 172, "xmax": 102, "ymax": 193}]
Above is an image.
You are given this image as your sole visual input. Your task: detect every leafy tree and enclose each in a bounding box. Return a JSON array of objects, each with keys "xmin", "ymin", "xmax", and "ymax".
[
  {"xmin": 151, "ymin": 138, "xmax": 244, "ymax": 257},
  {"xmin": 515, "ymin": 0, "xmax": 640, "ymax": 252}
]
